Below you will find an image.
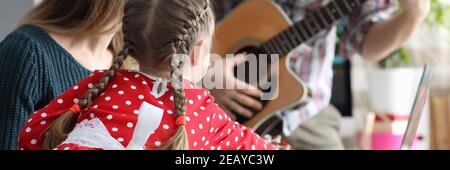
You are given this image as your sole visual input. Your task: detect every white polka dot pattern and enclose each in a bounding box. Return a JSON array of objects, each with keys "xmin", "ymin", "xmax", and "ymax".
[{"xmin": 18, "ymin": 70, "xmax": 273, "ymax": 150}]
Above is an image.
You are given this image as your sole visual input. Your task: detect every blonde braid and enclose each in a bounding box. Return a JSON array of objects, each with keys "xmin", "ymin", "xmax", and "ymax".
[
  {"xmin": 43, "ymin": 46, "xmax": 131, "ymax": 150},
  {"xmin": 167, "ymin": 0, "xmax": 213, "ymax": 150}
]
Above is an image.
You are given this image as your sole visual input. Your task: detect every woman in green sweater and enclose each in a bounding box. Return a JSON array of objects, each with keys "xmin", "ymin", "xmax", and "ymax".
[{"xmin": 0, "ymin": 0, "xmax": 130, "ymax": 150}]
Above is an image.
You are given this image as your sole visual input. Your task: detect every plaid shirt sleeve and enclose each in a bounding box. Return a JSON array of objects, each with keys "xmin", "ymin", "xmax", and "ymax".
[{"xmin": 339, "ymin": 0, "xmax": 397, "ymax": 58}]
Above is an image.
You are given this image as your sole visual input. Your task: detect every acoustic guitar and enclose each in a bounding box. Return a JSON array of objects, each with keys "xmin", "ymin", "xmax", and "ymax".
[{"xmin": 213, "ymin": 0, "xmax": 367, "ymax": 135}]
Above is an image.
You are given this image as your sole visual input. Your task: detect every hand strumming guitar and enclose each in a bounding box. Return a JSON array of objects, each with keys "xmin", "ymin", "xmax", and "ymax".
[{"xmin": 209, "ymin": 54, "xmax": 263, "ymax": 120}]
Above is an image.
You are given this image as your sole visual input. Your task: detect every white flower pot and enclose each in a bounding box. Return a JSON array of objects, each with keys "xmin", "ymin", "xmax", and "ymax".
[{"xmin": 367, "ymin": 68, "xmax": 423, "ymax": 116}]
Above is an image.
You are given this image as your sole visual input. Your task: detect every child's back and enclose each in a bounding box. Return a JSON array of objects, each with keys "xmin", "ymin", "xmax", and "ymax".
[{"xmin": 19, "ymin": 70, "xmax": 273, "ymax": 150}]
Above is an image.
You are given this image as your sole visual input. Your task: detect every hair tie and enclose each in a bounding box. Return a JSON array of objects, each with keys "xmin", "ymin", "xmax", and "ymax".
[
  {"xmin": 176, "ymin": 116, "xmax": 186, "ymax": 126},
  {"xmin": 69, "ymin": 104, "xmax": 81, "ymax": 113}
]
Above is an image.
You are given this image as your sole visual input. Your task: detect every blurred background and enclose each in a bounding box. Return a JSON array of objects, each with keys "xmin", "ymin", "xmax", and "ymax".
[
  {"xmin": 0, "ymin": 0, "xmax": 449, "ymax": 150},
  {"xmin": 347, "ymin": 0, "xmax": 450, "ymax": 150},
  {"xmin": 0, "ymin": 0, "xmax": 35, "ymax": 40}
]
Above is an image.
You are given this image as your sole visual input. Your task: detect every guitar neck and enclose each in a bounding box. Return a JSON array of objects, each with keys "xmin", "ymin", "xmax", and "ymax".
[{"xmin": 261, "ymin": 0, "xmax": 367, "ymax": 56}]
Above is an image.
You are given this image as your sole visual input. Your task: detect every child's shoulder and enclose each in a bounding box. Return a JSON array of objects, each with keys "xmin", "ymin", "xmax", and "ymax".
[
  {"xmin": 92, "ymin": 69, "xmax": 143, "ymax": 77},
  {"xmin": 91, "ymin": 69, "xmax": 216, "ymax": 105},
  {"xmin": 91, "ymin": 69, "xmax": 157, "ymax": 83},
  {"xmin": 89, "ymin": 70, "xmax": 160, "ymax": 96},
  {"xmin": 183, "ymin": 81, "xmax": 217, "ymax": 109}
]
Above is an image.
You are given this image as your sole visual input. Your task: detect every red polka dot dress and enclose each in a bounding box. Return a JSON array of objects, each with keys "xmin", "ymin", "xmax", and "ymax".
[{"xmin": 18, "ymin": 70, "xmax": 274, "ymax": 150}]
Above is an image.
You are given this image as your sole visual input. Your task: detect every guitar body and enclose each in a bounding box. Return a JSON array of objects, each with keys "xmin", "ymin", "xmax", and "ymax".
[{"xmin": 213, "ymin": 0, "xmax": 310, "ymax": 132}]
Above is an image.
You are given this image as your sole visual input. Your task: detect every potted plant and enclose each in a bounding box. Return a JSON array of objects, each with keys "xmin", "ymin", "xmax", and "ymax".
[{"xmin": 367, "ymin": 48, "xmax": 423, "ymax": 116}]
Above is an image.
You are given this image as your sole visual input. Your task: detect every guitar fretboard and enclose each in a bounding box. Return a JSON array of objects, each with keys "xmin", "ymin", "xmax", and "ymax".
[{"xmin": 261, "ymin": 0, "xmax": 367, "ymax": 56}]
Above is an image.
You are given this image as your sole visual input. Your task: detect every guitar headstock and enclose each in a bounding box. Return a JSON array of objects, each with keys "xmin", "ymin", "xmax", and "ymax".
[{"xmin": 264, "ymin": 135, "xmax": 293, "ymax": 150}]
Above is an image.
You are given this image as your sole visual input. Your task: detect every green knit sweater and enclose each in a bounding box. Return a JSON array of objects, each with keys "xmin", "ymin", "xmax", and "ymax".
[{"xmin": 0, "ymin": 25, "xmax": 91, "ymax": 150}]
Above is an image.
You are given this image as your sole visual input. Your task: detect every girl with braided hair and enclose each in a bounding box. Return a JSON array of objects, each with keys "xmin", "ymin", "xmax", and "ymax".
[{"xmin": 18, "ymin": 0, "xmax": 273, "ymax": 150}]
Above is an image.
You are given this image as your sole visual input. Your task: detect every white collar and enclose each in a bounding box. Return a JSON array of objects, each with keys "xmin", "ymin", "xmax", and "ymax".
[{"xmin": 138, "ymin": 71, "xmax": 169, "ymax": 99}]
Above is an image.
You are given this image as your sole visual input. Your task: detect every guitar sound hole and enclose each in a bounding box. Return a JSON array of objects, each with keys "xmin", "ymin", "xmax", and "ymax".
[{"xmin": 232, "ymin": 46, "xmax": 272, "ymax": 123}]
